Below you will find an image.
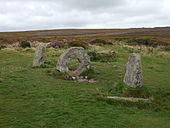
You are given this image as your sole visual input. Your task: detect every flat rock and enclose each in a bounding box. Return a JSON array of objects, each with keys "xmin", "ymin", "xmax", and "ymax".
[
  {"xmin": 123, "ymin": 53, "xmax": 143, "ymax": 88},
  {"xmin": 107, "ymin": 96, "xmax": 151, "ymax": 102}
]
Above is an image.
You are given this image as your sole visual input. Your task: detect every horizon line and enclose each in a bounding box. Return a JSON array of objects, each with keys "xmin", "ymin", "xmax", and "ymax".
[{"xmin": 0, "ymin": 26, "xmax": 170, "ymax": 33}]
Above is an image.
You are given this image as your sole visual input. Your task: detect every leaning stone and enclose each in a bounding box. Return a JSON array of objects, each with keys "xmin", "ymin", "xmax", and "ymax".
[
  {"xmin": 123, "ymin": 53, "xmax": 142, "ymax": 88},
  {"xmin": 32, "ymin": 43, "xmax": 45, "ymax": 67},
  {"xmin": 57, "ymin": 47, "xmax": 90, "ymax": 77}
]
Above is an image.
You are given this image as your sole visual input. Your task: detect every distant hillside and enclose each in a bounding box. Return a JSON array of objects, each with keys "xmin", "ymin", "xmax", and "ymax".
[{"xmin": 0, "ymin": 27, "xmax": 170, "ymax": 44}]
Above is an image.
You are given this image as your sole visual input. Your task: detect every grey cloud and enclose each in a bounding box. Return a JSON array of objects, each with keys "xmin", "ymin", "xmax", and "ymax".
[{"xmin": 58, "ymin": 0, "xmax": 127, "ymax": 10}]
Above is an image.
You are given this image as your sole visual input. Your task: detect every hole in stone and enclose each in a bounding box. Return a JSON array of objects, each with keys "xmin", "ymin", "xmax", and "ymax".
[{"xmin": 68, "ymin": 59, "xmax": 80, "ymax": 71}]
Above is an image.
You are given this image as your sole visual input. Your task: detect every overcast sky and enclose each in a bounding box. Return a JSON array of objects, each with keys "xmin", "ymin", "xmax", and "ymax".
[{"xmin": 0, "ymin": 0, "xmax": 170, "ymax": 32}]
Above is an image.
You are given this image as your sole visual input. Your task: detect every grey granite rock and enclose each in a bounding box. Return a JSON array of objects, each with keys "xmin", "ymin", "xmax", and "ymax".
[
  {"xmin": 57, "ymin": 47, "xmax": 90, "ymax": 77},
  {"xmin": 123, "ymin": 53, "xmax": 142, "ymax": 88},
  {"xmin": 32, "ymin": 43, "xmax": 45, "ymax": 67}
]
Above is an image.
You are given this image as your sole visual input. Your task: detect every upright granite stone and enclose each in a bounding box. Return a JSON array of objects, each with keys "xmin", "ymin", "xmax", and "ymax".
[
  {"xmin": 32, "ymin": 43, "xmax": 45, "ymax": 67},
  {"xmin": 57, "ymin": 47, "xmax": 90, "ymax": 77},
  {"xmin": 123, "ymin": 53, "xmax": 142, "ymax": 88}
]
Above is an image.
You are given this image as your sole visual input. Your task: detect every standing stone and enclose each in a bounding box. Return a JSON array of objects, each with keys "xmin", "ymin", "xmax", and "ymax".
[
  {"xmin": 123, "ymin": 53, "xmax": 142, "ymax": 88},
  {"xmin": 57, "ymin": 47, "xmax": 90, "ymax": 77},
  {"xmin": 32, "ymin": 43, "xmax": 45, "ymax": 67}
]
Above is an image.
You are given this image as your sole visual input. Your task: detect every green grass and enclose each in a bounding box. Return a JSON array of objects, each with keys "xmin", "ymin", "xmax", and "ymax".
[{"xmin": 0, "ymin": 45, "xmax": 170, "ymax": 128}]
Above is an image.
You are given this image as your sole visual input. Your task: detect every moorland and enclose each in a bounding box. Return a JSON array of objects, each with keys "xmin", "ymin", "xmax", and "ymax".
[{"xmin": 0, "ymin": 27, "xmax": 170, "ymax": 128}]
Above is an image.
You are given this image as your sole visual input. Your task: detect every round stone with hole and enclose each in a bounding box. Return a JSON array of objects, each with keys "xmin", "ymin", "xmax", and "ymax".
[{"xmin": 56, "ymin": 47, "xmax": 90, "ymax": 77}]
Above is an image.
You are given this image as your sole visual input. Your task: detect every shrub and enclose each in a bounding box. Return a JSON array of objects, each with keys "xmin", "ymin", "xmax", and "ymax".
[
  {"xmin": 89, "ymin": 39, "xmax": 112, "ymax": 45},
  {"xmin": 88, "ymin": 50, "xmax": 116, "ymax": 62},
  {"xmin": 126, "ymin": 38, "xmax": 162, "ymax": 47},
  {"xmin": 113, "ymin": 37, "xmax": 164, "ymax": 47},
  {"xmin": 160, "ymin": 45, "xmax": 170, "ymax": 51},
  {"xmin": 20, "ymin": 41, "xmax": 31, "ymax": 48},
  {"xmin": 0, "ymin": 45, "xmax": 6, "ymax": 50},
  {"xmin": 68, "ymin": 41, "xmax": 88, "ymax": 49},
  {"xmin": 47, "ymin": 42, "xmax": 64, "ymax": 48}
]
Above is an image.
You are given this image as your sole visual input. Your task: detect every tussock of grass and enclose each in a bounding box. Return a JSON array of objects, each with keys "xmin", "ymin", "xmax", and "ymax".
[
  {"xmin": 80, "ymin": 67, "xmax": 96, "ymax": 79},
  {"xmin": 96, "ymin": 82, "xmax": 151, "ymax": 98},
  {"xmin": 47, "ymin": 70, "xmax": 72, "ymax": 80},
  {"xmin": 96, "ymin": 82, "xmax": 170, "ymax": 112}
]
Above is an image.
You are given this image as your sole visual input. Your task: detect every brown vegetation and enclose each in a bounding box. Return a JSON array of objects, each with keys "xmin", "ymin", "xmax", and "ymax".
[{"xmin": 0, "ymin": 27, "xmax": 170, "ymax": 45}]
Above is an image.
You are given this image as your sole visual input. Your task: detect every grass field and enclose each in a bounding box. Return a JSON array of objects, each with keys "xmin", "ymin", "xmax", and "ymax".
[{"xmin": 0, "ymin": 44, "xmax": 170, "ymax": 128}]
